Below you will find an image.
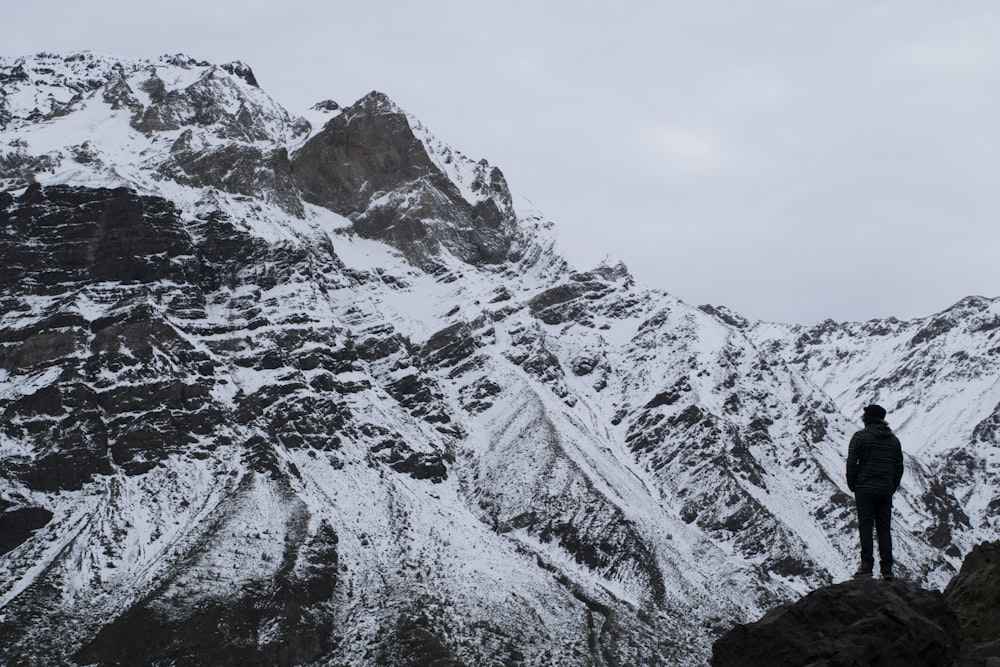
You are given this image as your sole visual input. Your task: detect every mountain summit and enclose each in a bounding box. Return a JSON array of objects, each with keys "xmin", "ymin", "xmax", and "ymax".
[{"xmin": 1, "ymin": 51, "xmax": 998, "ymax": 665}]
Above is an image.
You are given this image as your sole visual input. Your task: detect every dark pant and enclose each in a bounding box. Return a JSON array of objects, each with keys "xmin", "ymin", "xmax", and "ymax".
[{"xmin": 855, "ymin": 491, "xmax": 894, "ymax": 572}]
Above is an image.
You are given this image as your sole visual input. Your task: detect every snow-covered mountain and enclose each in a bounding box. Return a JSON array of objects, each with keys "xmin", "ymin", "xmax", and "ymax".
[{"xmin": 1, "ymin": 52, "xmax": 997, "ymax": 666}]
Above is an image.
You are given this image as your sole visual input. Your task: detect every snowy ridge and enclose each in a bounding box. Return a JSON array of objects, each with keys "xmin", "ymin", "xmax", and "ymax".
[
  {"xmin": 1, "ymin": 51, "xmax": 308, "ymax": 217},
  {"xmin": 1, "ymin": 51, "xmax": 998, "ymax": 666}
]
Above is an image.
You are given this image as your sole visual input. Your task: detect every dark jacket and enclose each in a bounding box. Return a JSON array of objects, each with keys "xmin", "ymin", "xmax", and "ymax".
[{"xmin": 846, "ymin": 423, "xmax": 904, "ymax": 495}]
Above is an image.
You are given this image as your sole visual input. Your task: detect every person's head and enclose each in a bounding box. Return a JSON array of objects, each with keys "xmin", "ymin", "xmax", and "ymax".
[{"xmin": 862, "ymin": 404, "xmax": 887, "ymax": 425}]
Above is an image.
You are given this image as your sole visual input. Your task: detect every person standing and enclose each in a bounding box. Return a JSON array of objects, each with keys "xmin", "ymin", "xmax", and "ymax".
[{"xmin": 846, "ymin": 404, "xmax": 905, "ymax": 580}]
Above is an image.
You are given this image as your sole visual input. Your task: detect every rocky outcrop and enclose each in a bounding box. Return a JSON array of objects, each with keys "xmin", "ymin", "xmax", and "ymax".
[
  {"xmin": 0, "ymin": 184, "xmax": 193, "ymax": 290},
  {"xmin": 711, "ymin": 579, "xmax": 962, "ymax": 667},
  {"xmin": 713, "ymin": 541, "xmax": 1000, "ymax": 667},
  {"xmin": 945, "ymin": 541, "xmax": 1000, "ymax": 665},
  {"xmin": 220, "ymin": 60, "xmax": 259, "ymax": 88},
  {"xmin": 159, "ymin": 141, "xmax": 304, "ymax": 217}
]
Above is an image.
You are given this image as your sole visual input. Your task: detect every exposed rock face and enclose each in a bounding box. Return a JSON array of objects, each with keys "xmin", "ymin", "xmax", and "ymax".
[
  {"xmin": 711, "ymin": 579, "xmax": 962, "ymax": 667},
  {"xmin": 0, "ymin": 184, "xmax": 193, "ymax": 290},
  {"xmin": 160, "ymin": 142, "xmax": 304, "ymax": 217},
  {"xmin": 220, "ymin": 60, "xmax": 259, "ymax": 88},
  {"xmin": 292, "ymin": 92, "xmax": 519, "ymax": 266},
  {"xmin": 0, "ymin": 185, "xmax": 209, "ymax": 490},
  {"xmin": 945, "ymin": 541, "xmax": 1000, "ymax": 640},
  {"xmin": 293, "ymin": 92, "xmax": 437, "ymax": 215},
  {"xmin": 945, "ymin": 541, "xmax": 1000, "ymax": 665}
]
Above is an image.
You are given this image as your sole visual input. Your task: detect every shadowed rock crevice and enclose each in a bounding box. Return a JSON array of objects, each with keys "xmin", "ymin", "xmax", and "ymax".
[{"xmin": 0, "ymin": 507, "xmax": 53, "ymax": 555}]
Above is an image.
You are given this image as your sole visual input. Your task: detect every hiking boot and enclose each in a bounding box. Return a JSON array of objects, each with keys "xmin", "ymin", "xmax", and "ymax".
[
  {"xmin": 852, "ymin": 567, "xmax": 873, "ymax": 579},
  {"xmin": 881, "ymin": 570, "xmax": 895, "ymax": 581}
]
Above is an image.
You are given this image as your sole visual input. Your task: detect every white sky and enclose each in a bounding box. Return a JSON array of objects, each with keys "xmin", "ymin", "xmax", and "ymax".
[{"xmin": 4, "ymin": 0, "xmax": 1000, "ymax": 324}]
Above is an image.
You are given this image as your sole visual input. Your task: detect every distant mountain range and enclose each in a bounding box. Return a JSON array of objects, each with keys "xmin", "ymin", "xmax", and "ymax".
[{"xmin": 1, "ymin": 51, "xmax": 997, "ymax": 666}]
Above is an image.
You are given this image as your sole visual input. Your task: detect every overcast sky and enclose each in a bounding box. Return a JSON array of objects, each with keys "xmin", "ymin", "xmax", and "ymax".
[{"xmin": 4, "ymin": 1, "xmax": 1000, "ymax": 324}]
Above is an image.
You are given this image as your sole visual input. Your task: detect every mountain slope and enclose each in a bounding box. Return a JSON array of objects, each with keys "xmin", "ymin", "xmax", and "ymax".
[
  {"xmin": 1, "ymin": 51, "xmax": 997, "ymax": 666},
  {"xmin": 748, "ymin": 301, "xmax": 1000, "ymax": 557}
]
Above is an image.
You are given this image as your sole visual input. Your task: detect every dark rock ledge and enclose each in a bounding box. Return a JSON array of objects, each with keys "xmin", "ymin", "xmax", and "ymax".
[{"xmin": 712, "ymin": 541, "xmax": 1000, "ymax": 667}]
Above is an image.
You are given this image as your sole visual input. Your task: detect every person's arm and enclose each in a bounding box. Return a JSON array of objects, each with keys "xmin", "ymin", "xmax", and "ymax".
[
  {"xmin": 846, "ymin": 435, "xmax": 860, "ymax": 491},
  {"xmin": 893, "ymin": 438, "xmax": 904, "ymax": 491}
]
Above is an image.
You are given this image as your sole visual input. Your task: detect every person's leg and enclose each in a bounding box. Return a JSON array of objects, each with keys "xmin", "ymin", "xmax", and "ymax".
[
  {"xmin": 855, "ymin": 493, "xmax": 876, "ymax": 575},
  {"xmin": 874, "ymin": 493, "xmax": 894, "ymax": 576}
]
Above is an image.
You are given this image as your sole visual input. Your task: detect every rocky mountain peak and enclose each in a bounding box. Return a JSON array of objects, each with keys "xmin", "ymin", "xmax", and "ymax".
[
  {"xmin": 352, "ymin": 90, "xmax": 401, "ymax": 115},
  {"xmin": 291, "ymin": 90, "xmax": 521, "ymax": 268},
  {"xmin": 0, "ymin": 52, "xmax": 312, "ymax": 216},
  {"xmin": 220, "ymin": 60, "xmax": 259, "ymax": 87}
]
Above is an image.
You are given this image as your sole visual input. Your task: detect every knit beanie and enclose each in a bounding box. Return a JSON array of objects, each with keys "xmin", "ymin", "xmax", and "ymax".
[{"xmin": 863, "ymin": 404, "xmax": 887, "ymax": 424}]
